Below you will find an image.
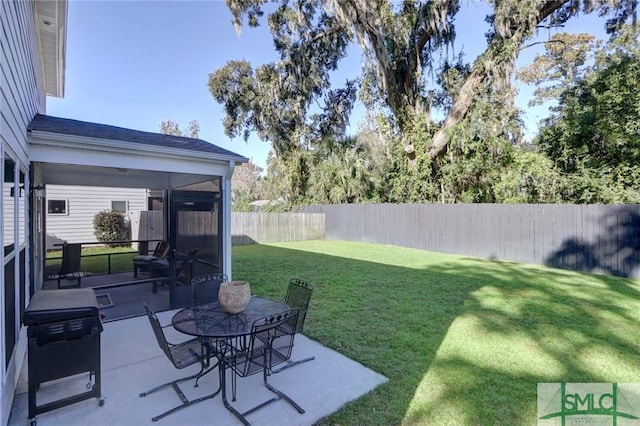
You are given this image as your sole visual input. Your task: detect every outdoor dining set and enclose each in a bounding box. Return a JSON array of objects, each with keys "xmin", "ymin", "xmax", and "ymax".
[{"xmin": 140, "ymin": 275, "xmax": 315, "ymax": 425}]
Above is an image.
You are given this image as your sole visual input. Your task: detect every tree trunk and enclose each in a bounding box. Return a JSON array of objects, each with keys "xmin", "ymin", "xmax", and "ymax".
[{"xmin": 429, "ymin": 69, "xmax": 485, "ymax": 159}]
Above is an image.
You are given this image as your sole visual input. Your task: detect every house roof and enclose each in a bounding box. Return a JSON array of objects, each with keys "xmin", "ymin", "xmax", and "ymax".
[{"xmin": 28, "ymin": 114, "xmax": 248, "ymax": 162}]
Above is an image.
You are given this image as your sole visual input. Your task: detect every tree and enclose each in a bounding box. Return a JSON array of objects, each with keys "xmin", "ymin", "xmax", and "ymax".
[
  {"xmin": 534, "ymin": 24, "xmax": 640, "ymax": 202},
  {"xmin": 493, "ymin": 150, "xmax": 568, "ymax": 203},
  {"xmin": 208, "ymin": 2, "xmax": 357, "ymax": 202},
  {"xmin": 424, "ymin": 0, "xmax": 631, "ymax": 160},
  {"xmin": 223, "ymin": 0, "xmax": 633, "ymax": 159},
  {"xmin": 214, "ymin": 0, "xmax": 635, "ymax": 203},
  {"xmin": 517, "ymin": 32, "xmax": 601, "ymax": 107},
  {"xmin": 308, "ymin": 136, "xmax": 382, "ymax": 203},
  {"xmin": 160, "ymin": 119, "xmax": 200, "ymax": 138},
  {"xmin": 231, "ymin": 159, "xmax": 265, "ymax": 206},
  {"xmin": 261, "ymin": 150, "xmax": 292, "ymax": 204}
]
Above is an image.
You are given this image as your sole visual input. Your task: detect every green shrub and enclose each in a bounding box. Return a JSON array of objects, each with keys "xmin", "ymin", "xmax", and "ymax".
[{"xmin": 93, "ymin": 210, "xmax": 129, "ymax": 247}]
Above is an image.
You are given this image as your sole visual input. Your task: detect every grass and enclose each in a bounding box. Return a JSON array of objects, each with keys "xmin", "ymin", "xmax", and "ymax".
[
  {"xmin": 231, "ymin": 240, "xmax": 640, "ymax": 425},
  {"xmin": 46, "ymin": 246, "xmax": 139, "ymax": 275}
]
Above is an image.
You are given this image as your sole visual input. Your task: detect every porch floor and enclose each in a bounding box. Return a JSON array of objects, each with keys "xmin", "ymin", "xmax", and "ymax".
[
  {"xmin": 42, "ymin": 272, "xmax": 170, "ymax": 322},
  {"xmin": 8, "ymin": 310, "xmax": 387, "ymax": 425}
]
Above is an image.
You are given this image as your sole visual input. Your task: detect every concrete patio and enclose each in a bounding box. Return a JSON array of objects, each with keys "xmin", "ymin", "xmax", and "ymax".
[{"xmin": 8, "ymin": 309, "xmax": 387, "ymax": 426}]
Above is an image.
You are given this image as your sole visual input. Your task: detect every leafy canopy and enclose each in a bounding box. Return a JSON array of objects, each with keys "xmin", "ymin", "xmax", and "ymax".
[
  {"xmin": 209, "ymin": 0, "xmax": 636, "ymax": 205},
  {"xmin": 535, "ymin": 24, "xmax": 640, "ymax": 202}
]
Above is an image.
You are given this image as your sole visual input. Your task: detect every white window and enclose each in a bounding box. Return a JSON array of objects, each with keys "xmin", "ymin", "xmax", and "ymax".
[
  {"xmin": 47, "ymin": 199, "xmax": 68, "ymax": 215},
  {"xmin": 4, "ymin": 156, "xmax": 16, "ymax": 254},
  {"xmin": 111, "ymin": 200, "xmax": 127, "ymax": 213}
]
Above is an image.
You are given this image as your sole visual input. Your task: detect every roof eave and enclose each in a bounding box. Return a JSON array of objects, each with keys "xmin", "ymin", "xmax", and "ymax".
[
  {"xmin": 28, "ymin": 129, "xmax": 249, "ymax": 164},
  {"xmin": 35, "ymin": 0, "xmax": 68, "ymax": 98}
]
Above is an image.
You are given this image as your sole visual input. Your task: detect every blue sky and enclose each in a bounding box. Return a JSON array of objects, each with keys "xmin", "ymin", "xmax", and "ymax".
[{"xmin": 48, "ymin": 1, "xmax": 610, "ymax": 170}]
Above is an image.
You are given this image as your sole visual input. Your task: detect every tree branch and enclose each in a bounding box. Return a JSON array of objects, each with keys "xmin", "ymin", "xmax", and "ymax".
[
  {"xmin": 308, "ymin": 26, "xmax": 343, "ymax": 44},
  {"xmin": 428, "ymin": 0, "xmax": 571, "ymax": 160},
  {"xmin": 415, "ymin": 0, "xmax": 457, "ymax": 52},
  {"xmin": 520, "ymin": 39, "xmax": 567, "ymax": 51}
]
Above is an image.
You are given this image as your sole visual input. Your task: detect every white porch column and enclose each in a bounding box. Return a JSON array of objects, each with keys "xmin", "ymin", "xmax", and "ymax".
[{"xmin": 222, "ymin": 161, "xmax": 235, "ymax": 279}]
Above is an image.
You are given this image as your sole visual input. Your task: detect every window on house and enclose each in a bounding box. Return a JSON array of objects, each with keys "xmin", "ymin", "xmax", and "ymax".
[
  {"xmin": 4, "ymin": 156, "xmax": 15, "ymax": 255},
  {"xmin": 47, "ymin": 199, "xmax": 67, "ymax": 214},
  {"xmin": 111, "ymin": 201, "xmax": 127, "ymax": 213},
  {"xmin": 19, "ymin": 169, "xmax": 25, "ymax": 244}
]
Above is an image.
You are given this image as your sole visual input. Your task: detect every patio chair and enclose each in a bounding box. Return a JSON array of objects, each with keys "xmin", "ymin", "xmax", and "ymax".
[
  {"xmin": 270, "ymin": 278, "xmax": 315, "ymax": 374},
  {"xmin": 219, "ymin": 310, "xmax": 305, "ymax": 425},
  {"xmin": 133, "ymin": 241, "xmax": 169, "ymax": 278},
  {"xmin": 56, "ymin": 243, "xmax": 91, "ymax": 289},
  {"xmin": 191, "ymin": 273, "xmax": 229, "ymax": 305},
  {"xmin": 149, "ymin": 247, "xmax": 199, "ymax": 293},
  {"xmin": 139, "ymin": 303, "xmax": 219, "ymax": 422},
  {"xmin": 175, "ymin": 248, "xmax": 199, "ymax": 286}
]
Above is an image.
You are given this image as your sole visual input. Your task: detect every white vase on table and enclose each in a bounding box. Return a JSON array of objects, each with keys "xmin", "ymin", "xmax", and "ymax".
[{"xmin": 218, "ymin": 281, "xmax": 251, "ymax": 314}]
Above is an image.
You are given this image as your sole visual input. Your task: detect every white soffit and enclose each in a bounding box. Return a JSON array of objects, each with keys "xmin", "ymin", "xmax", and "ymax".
[
  {"xmin": 29, "ymin": 131, "xmax": 232, "ymax": 189},
  {"xmin": 35, "ymin": 0, "xmax": 67, "ymax": 97},
  {"xmin": 34, "ymin": 163, "xmax": 219, "ymax": 190}
]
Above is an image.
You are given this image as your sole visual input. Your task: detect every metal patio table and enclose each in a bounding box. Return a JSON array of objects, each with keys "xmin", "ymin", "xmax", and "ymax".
[
  {"xmin": 171, "ymin": 296, "xmax": 289, "ymax": 424},
  {"xmin": 172, "ymin": 296, "xmax": 289, "ymax": 340}
]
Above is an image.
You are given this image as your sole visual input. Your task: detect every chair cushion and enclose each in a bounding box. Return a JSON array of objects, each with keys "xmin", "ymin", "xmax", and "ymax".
[{"xmin": 133, "ymin": 255, "xmax": 157, "ymax": 263}]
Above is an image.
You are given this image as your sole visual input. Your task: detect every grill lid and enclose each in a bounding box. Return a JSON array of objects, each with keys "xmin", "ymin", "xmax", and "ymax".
[{"xmin": 23, "ymin": 288, "xmax": 100, "ymax": 326}]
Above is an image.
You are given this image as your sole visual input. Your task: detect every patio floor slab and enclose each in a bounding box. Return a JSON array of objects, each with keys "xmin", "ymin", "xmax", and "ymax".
[{"xmin": 8, "ymin": 310, "xmax": 387, "ymax": 426}]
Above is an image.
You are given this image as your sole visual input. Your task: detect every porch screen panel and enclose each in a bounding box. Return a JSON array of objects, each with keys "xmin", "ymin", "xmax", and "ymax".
[
  {"xmin": 20, "ymin": 249, "xmax": 26, "ymax": 321},
  {"xmin": 171, "ymin": 187, "xmax": 222, "ymax": 308},
  {"xmin": 172, "ymin": 181, "xmax": 222, "ymax": 277},
  {"xmin": 176, "ymin": 200, "xmax": 221, "ymax": 277},
  {"xmin": 4, "ymin": 259, "xmax": 16, "ymax": 369}
]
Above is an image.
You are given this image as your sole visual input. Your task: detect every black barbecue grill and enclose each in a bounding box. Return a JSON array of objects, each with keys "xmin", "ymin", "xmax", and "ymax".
[{"xmin": 23, "ymin": 288, "xmax": 104, "ymax": 425}]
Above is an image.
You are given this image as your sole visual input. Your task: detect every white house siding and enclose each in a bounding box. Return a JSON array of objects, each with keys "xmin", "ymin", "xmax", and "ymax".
[
  {"xmin": 46, "ymin": 185, "xmax": 149, "ymax": 246},
  {"xmin": 0, "ymin": 1, "xmax": 46, "ymax": 423}
]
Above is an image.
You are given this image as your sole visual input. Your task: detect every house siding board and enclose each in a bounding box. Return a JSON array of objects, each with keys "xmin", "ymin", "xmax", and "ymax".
[
  {"xmin": 46, "ymin": 185, "xmax": 148, "ymax": 244},
  {"xmin": 3, "ymin": 2, "xmax": 33, "ymax": 122},
  {"xmin": 28, "ymin": 2, "xmax": 46, "ymax": 104},
  {"xmin": 1, "ymin": 0, "xmax": 41, "ymax": 160},
  {"xmin": 10, "ymin": 1, "xmax": 34, "ymax": 113}
]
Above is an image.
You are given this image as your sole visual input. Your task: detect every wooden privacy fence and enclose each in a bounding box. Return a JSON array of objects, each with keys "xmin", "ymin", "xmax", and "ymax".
[
  {"xmin": 137, "ymin": 205, "xmax": 640, "ymax": 278},
  {"xmin": 301, "ymin": 204, "xmax": 640, "ymax": 279},
  {"xmin": 231, "ymin": 212, "xmax": 325, "ymax": 245},
  {"xmin": 130, "ymin": 210, "xmax": 163, "ymax": 250},
  {"xmin": 134, "ymin": 211, "xmax": 325, "ymax": 247}
]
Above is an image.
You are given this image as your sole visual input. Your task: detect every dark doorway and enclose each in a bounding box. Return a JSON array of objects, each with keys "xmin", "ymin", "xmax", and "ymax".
[{"xmin": 169, "ymin": 189, "xmax": 222, "ymax": 308}]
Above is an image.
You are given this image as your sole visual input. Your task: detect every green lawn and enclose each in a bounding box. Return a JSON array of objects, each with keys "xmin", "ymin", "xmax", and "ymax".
[
  {"xmin": 231, "ymin": 240, "xmax": 640, "ymax": 425},
  {"xmin": 46, "ymin": 246, "xmax": 139, "ymax": 275}
]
